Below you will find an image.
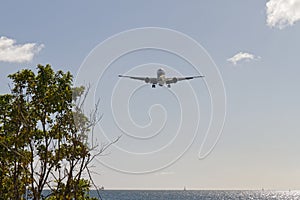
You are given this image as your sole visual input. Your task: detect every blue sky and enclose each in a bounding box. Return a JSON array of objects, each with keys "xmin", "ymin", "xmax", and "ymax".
[{"xmin": 1, "ymin": 1, "xmax": 300, "ymax": 190}]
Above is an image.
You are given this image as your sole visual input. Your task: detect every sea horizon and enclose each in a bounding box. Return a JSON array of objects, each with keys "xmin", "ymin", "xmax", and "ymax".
[{"xmin": 91, "ymin": 188, "xmax": 299, "ymax": 191}]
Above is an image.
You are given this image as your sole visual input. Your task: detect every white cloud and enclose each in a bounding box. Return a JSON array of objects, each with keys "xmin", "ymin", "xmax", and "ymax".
[
  {"xmin": 0, "ymin": 36, "xmax": 44, "ymax": 63},
  {"xmin": 227, "ymin": 52, "xmax": 259, "ymax": 65},
  {"xmin": 155, "ymin": 171, "xmax": 174, "ymax": 176},
  {"xmin": 266, "ymin": 0, "xmax": 300, "ymax": 29}
]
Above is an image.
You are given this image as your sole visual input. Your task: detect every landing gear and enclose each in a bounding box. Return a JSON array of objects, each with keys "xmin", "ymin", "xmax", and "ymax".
[
  {"xmin": 167, "ymin": 84, "xmax": 171, "ymax": 88},
  {"xmin": 152, "ymin": 84, "xmax": 156, "ymax": 88}
]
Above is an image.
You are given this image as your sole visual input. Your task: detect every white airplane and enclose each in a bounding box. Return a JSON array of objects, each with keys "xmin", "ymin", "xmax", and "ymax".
[{"xmin": 119, "ymin": 68, "xmax": 204, "ymax": 88}]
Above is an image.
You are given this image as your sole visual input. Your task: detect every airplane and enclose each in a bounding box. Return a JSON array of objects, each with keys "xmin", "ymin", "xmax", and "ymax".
[{"xmin": 118, "ymin": 68, "xmax": 204, "ymax": 88}]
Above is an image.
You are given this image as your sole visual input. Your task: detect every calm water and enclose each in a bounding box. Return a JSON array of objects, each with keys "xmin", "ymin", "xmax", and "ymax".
[{"xmin": 93, "ymin": 190, "xmax": 300, "ymax": 200}]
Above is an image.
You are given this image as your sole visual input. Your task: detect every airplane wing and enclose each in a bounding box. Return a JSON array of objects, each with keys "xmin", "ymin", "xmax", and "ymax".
[
  {"xmin": 118, "ymin": 75, "xmax": 157, "ymax": 84},
  {"xmin": 166, "ymin": 75, "xmax": 204, "ymax": 84}
]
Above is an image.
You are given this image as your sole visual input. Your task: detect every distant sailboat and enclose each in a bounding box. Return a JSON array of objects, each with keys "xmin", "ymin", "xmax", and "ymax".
[{"xmin": 184, "ymin": 186, "xmax": 186, "ymax": 191}]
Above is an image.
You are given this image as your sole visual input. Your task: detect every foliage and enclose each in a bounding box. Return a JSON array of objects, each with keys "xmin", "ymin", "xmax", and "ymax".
[{"xmin": 0, "ymin": 65, "xmax": 104, "ymax": 200}]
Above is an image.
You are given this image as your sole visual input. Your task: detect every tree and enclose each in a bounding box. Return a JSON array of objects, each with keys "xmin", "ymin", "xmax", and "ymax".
[{"xmin": 0, "ymin": 64, "xmax": 113, "ymax": 199}]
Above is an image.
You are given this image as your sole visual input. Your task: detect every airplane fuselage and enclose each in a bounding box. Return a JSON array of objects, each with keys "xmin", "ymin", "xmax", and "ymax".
[{"xmin": 157, "ymin": 68, "xmax": 166, "ymax": 86}]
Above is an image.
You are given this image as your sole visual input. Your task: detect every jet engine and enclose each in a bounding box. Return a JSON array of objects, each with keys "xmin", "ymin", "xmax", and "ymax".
[
  {"xmin": 172, "ymin": 77, "xmax": 178, "ymax": 83},
  {"xmin": 145, "ymin": 77, "xmax": 150, "ymax": 83}
]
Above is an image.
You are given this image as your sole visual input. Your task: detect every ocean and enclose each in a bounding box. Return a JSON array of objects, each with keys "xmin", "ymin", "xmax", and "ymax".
[{"xmin": 93, "ymin": 190, "xmax": 300, "ymax": 200}]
